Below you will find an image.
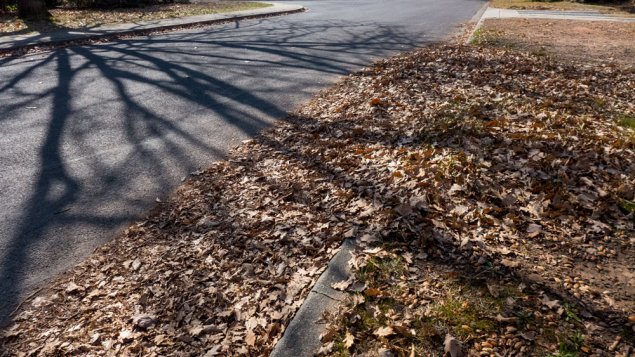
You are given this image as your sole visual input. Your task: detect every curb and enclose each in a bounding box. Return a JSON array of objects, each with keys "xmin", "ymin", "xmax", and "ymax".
[
  {"xmin": 465, "ymin": 2, "xmax": 490, "ymax": 45},
  {"xmin": 0, "ymin": 3, "xmax": 305, "ymax": 58},
  {"xmin": 271, "ymin": 239, "xmax": 357, "ymax": 357}
]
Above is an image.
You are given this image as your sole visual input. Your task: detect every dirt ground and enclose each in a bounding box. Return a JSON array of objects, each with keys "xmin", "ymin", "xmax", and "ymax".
[
  {"xmin": 489, "ymin": 0, "xmax": 635, "ymax": 14},
  {"xmin": 475, "ymin": 19, "xmax": 635, "ymax": 70}
]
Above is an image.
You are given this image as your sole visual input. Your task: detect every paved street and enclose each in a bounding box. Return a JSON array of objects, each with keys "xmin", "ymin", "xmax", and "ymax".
[{"xmin": 0, "ymin": 0, "xmax": 485, "ymax": 325}]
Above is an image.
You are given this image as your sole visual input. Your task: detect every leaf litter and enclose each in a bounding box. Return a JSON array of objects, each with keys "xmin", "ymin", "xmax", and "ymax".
[
  {"xmin": 305, "ymin": 44, "xmax": 634, "ymax": 356},
  {"xmin": 1, "ymin": 43, "xmax": 634, "ymax": 355}
]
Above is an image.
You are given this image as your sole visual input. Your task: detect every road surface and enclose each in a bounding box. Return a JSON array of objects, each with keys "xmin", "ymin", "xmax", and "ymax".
[{"xmin": 0, "ymin": 0, "xmax": 485, "ymax": 325}]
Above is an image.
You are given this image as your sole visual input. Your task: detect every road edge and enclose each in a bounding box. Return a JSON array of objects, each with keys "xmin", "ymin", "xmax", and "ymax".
[
  {"xmin": 270, "ymin": 239, "xmax": 357, "ymax": 357},
  {"xmin": 465, "ymin": 1, "xmax": 490, "ymax": 45}
]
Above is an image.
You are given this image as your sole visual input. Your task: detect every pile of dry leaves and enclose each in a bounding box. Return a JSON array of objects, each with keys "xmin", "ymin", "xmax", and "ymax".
[
  {"xmin": 306, "ymin": 45, "xmax": 635, "ymax": 355},
  {"xmin": 1, "ymin": 44, "xmax": 634, "ymax": 356}
]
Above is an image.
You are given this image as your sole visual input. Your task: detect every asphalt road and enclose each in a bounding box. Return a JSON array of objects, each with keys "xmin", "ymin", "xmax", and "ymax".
[{"xmin": 0, "ymin": 0, "xmax": 486, "ymax": 325}]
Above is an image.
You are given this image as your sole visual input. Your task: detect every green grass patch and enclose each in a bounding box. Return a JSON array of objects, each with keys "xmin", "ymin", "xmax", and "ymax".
[
  {"xmin": 355, "ymin": 256, "xmax": 407, "ymax": 285},
  {"xmin": 430, "ymin": 287, "xmax": 499, "ymax": 338},
  {"xmin": 514, "ymin": 309, "xmax": 536, "ymax": 330},
  {"xmin": 563, "ymin": 303, "xmax": 582, "ymax": 324},
  {"xmin": 619, "ymin": 198, "xmax": 635, "ymax": 214},
  {"xmin": 549, "ymin": 330, "xmax": 585, "ymax": 357},
  {"xmin": 617, "ymin": 114, "xmax": 635, "ymax": 130},
  {"xmin": 470, "ymin": 27, "xmax": 485, "ymax": 45}
]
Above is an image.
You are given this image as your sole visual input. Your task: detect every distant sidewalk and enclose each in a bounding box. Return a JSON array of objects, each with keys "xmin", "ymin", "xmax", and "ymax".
[
  {"xmin": 0, "ymin": 2, "xmax": 304, "ymax": 52},
  {"xmin": 482, "ymin": 7, "xmax": 635, "ymax": 22}
]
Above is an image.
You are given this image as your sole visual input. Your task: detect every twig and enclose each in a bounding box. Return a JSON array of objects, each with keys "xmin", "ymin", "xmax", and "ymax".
[
  {"xmin": 10, "ymin": 286, "xmax": 45, "ymax": 317},
  {"xmin": 311, "ymin": 290, "xmax": 343, "ymax": 302}
]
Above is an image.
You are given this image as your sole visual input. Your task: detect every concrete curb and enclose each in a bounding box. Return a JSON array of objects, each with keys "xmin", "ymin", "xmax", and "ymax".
[
  {"xmin": 0, "ymin": 2, "xmax": 305, "ymax": 57},
  {"xmin": 271, "ymin": 239, "xmax": 357, "ymax": 357},
  {"xmin": 465, "ymin": 1, "xmax": 490, "ymax": 45}
]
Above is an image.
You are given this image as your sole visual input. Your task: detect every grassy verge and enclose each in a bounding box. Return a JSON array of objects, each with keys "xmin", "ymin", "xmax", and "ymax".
[
  {"xmin": 472, "ymin": 18, "xmax": 635, "ymax": 70},
  {"xmin": 322, "ymin": 251, "xmax": 599, "ymax": 356},
  {"xmin": 490, "ymin": 0, "xmax": 635, "ymax": 15},
  {"xmin": 0, "ymin": 2, "xmax": 271, "ymax": 35}
]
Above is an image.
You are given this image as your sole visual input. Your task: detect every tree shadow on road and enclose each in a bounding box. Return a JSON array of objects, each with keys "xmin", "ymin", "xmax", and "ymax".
[{"xmin": 0, "ymin": 17, "xmax": 422, "ymax": 327}]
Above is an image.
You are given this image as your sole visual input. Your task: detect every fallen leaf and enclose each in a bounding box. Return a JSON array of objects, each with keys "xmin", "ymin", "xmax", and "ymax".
[
  {"xmin": 245, "ymin": 330, "xmax": 256, "ymax": 346},
  {"xmin": 65, "ymin": 282, "xmax": 82, "ymax": 294},
  {"xmin": 373, "ymin": 326, "xmax": 394, "ymax": 337},
  {"xmin": 526, "ymin": 224, "xmax": 542, "ymax": 238},
  {"xmin": 132, "ymin": 314, "xmax": 157, "ymax": 329},
  {"xmin": 331, "ymin": 278, "xmax": 353, "ymax": 291},
  {"xmin": 343, "ymin": 330, "xmax": 354, "ymax": 348},
  {"xmin": 365, "ymin": 288, "xmax": 383, "ymax": 297}
]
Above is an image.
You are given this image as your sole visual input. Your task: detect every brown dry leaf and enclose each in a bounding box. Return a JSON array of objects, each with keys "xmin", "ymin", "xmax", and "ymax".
[
  {"xmin": 343, "ymin": 330, "xmax": 354, "ymax": 348},
  {"xmin": 331, "ymin": 278, "xmax": 353, "ymax": 291},
  {"xmin": 526, "ymin": 224, "xmax": 542, "ymax": 238},
  {"xmin": 365, "ymin": 288, "xmax": 383, "ymax": 297},
  {"xmin": 118, "ymin": 329, "xmax": 134, "ymax": 343},
  {"xmin": 245, "ymin": 330, "xmax": 256, "ymax": 346},
  {"xmin": 370, "ymin": 98, "xmax": 383, "ymax": 106},
  {"xmin": 132, "ymin": 314, "xmax": 157, "ymax": 329},
  {"xmin": 373, "ymin": 326, "xmax": 394, "ymax": 337},
  {"xmin": 319, "ymin": 326, "xmax": 339, "ymax": 343},
  {"xmin": 520, "ymin": 331, "xmax": 536, "ymax": 341},
  {"xmin": 541, "ymin": 297, "xmax": 561, "ymax": 309},
  {"xmin": 317, "ymin": 341, "xmax": 334, "ymax": 354},
  {"xmin": 188, "ymin": 325, "xmax": 204, "ymax": 337},
  {"xmin": 65, "ymin": 281, "xmax": 82, "ymax": 294}
]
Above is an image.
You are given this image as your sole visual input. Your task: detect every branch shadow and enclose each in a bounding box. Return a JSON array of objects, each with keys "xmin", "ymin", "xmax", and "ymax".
[{"xmin": 0, "ymin": 17, "xmax": 423, "ymax": 327}]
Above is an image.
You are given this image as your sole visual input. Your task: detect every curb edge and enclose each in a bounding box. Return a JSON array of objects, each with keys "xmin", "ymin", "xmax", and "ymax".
[{"xmin": 0, "ymin": 5, "xmax": 305, "ymax": 58}]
